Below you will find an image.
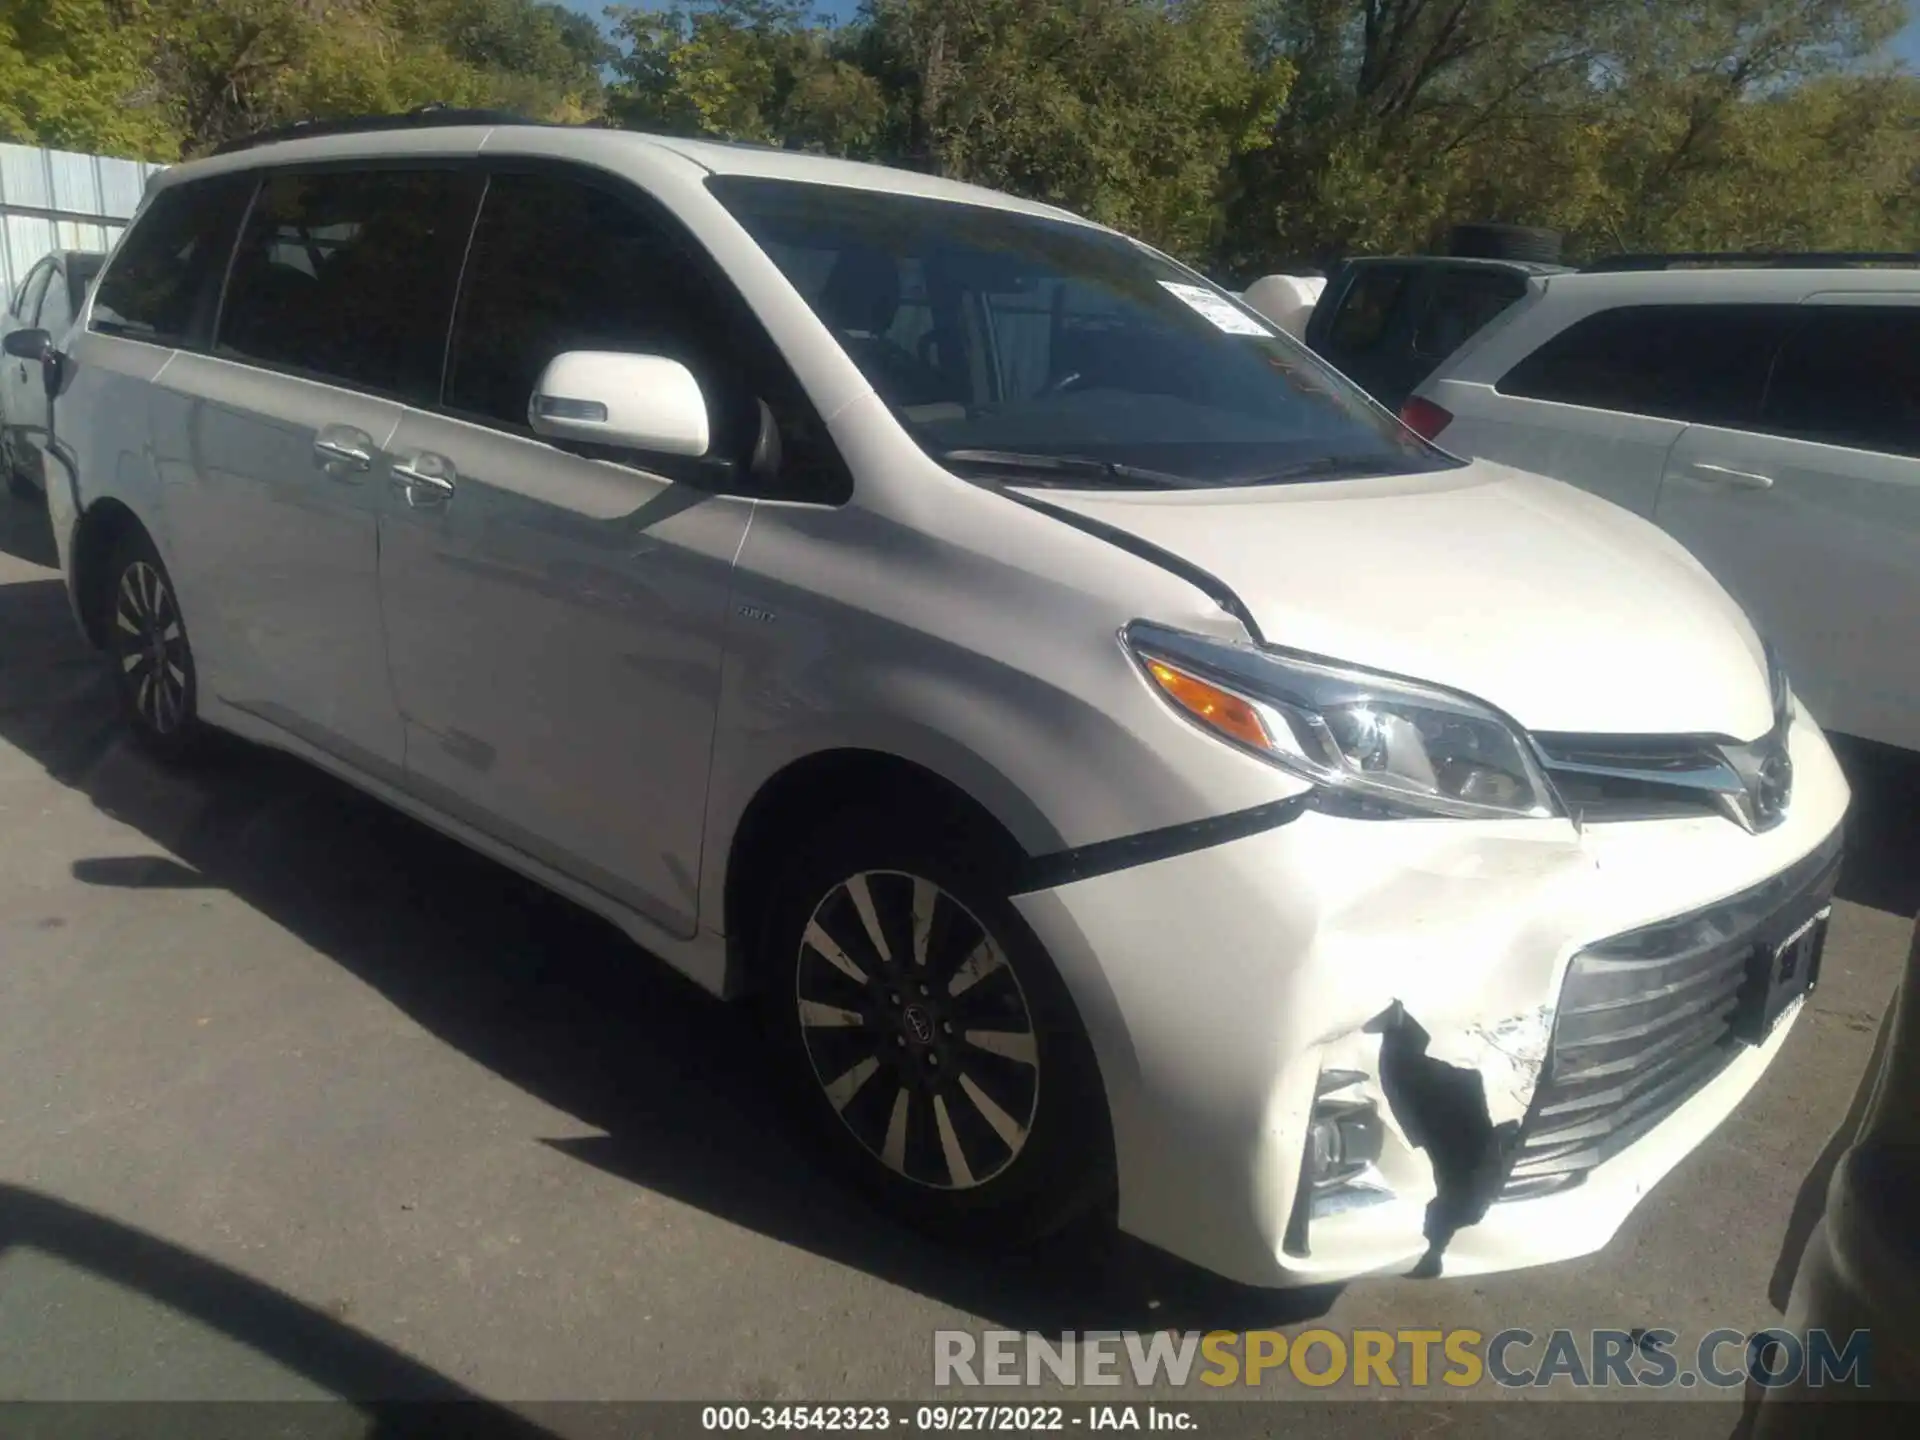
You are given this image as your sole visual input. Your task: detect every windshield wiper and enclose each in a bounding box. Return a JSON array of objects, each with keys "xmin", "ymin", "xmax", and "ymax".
[{"xmin": 936, "ymin": 449, "xmax": 1204, "ymax": 490}]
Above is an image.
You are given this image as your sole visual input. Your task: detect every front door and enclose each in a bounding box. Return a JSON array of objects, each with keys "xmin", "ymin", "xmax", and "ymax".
[
  {"xmin": 377, "ymin": 166, "xmax": 759, "ymax": 937},
  {"xmin": 1656, "ymin": 297, "xmax": 1920, "ymax": 750}
]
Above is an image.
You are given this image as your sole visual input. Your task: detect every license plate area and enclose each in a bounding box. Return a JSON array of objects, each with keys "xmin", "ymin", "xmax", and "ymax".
[{"xmin": 1732, "ymin": 905, "xmax": 1831, "ymax": 1044}]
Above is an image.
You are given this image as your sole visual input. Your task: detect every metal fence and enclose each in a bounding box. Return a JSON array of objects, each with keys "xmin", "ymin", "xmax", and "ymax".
[{"xmin": 0, "ymin": 142, "xmax": 167, "ymax": 305}]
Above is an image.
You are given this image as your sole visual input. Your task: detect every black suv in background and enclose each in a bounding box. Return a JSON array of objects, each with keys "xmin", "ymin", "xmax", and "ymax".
[{"xmin": 1304, "ymin": 254, "xmax": 1569, "ymax": 412}]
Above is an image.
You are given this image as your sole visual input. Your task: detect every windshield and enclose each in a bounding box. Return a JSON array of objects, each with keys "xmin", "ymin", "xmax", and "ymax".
[{"xmin": 708, "ymin": 177, "xmax": 1454, "ymax": 489}]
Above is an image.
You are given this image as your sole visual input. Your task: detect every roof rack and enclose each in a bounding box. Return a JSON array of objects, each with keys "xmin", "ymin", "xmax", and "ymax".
[
  {"xmin": 1581, "ymin": 251, "xmax": 1920, "ymax": 272},
  {"xmin": 210, "ymin": 105, "xmax": 543, "ymax": 157}
]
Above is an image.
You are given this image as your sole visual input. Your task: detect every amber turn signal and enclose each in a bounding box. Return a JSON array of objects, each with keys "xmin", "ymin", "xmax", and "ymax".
[{"xmin": 1145, "ymin": 659, "xmax": 1274, "ymax": 751}]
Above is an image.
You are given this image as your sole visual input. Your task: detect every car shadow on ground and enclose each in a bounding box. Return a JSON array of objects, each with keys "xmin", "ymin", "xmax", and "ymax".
[
  {"xmin": 0, "ymin": 486, "xmax": 59, "ymax": 569},
  {"xmin": 0, "ymin": 1183, "xmax": 555, "ymax": 1429},
  {"xmin": 0, "ymin": 516, "xmax": 1333, "ymax": 1335}
]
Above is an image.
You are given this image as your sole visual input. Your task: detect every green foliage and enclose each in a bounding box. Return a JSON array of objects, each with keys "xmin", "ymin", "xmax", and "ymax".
[
  {"xmin": 2, "ymin": 0, "xmax": 1914, "ymax": 269},
  {"xmin": 0, "ymin": 1, "xmax": 179, "ymax": 157},
  {"xmin": 0, "ymin": 0, "xmax": 614, "ymax": 159}
]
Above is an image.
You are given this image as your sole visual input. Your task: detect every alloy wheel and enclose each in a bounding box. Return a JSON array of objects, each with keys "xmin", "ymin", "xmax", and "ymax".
[
  {"xmin": 113, "ymin": 560, "xmax": 189, "ymax": 735},
  {"xmin": 795, "ymin": 870, "xmax": 1040, "ymax": 1191}
]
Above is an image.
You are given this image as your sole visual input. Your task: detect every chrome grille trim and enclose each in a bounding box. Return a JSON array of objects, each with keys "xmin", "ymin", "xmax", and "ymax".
[
  {"xmin": 1532, "ymin": 650, "xmax": 1795, "ymax": 830},
  {"xmin": 1499, "ymin": 827, "xmax": 1844, "ymax": 1201}
]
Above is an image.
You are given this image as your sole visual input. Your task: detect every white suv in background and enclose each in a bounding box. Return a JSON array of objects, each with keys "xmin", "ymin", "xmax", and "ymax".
[
  {"xmin": 1402, "ymin": 260, "xmax": 1920, "ymax": 754},
  {"xmin": 7, "ymin": 113, "xmax": 1850, "ymax": 1291}
]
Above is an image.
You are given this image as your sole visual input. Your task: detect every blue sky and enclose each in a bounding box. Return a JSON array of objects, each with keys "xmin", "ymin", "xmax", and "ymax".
[{"xmin": 566, "ymin": 2, "xmax": 1918, "ymax": 66}]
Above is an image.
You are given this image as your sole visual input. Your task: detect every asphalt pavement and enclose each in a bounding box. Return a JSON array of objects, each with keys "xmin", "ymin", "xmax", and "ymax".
[{"xmin": 1, "ymin": 489, "xmax": 1915, "ymax": 1418}]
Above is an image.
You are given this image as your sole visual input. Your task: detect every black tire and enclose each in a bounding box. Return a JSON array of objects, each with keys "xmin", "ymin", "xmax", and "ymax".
[
  {"xmin": 1447, "ymin": 222, "xmax": 1563, "ymax": 264},
  {"xmin": 101, "ymin": 526, "xmax": 205, "ymax": 763},
  {"xmin": 757, "ymin": 808, "xmax": 1114, "ymax": 1248}
]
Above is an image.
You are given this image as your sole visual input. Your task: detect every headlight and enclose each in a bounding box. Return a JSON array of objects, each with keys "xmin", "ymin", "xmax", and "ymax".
[{"xmin": 1124, "ymin": 621, "xmax": 1560, "ymax": 820}]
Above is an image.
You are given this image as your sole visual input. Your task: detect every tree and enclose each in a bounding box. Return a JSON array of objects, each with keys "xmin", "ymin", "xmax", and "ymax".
[
  {"xmin": 0, "ymin": 0, "xmax": 617, "ymax": 160},
  {"xmin": 0, "ymin": 1, "xmax": 178, "ymax": 156},
  {"xmin": 608, "ymin": 1, "xmax": 1294, "ymax": 260},
  {"xmin": 607, "ymin": 2, "xmax": 891, "ymax": 153},
  {"xmin": 1220, "ymin": 0, "xmax": 1915, "ymax": 267}
]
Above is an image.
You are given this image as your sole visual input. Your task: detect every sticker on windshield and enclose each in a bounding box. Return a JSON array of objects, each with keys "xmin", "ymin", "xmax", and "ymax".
[{"xmin": 1159, "ymin": 282, "xmax": 1273, "ymax": 337}]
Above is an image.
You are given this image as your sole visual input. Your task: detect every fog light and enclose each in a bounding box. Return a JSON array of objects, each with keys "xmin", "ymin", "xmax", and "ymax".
[
  {"xmin": 1286, "ymin": 1074, "xmax": 1393, "ymax": 1257},
  {"xmin": 1307, "ymin": 1101, "xmax": 1384, "ymax": 1187}
]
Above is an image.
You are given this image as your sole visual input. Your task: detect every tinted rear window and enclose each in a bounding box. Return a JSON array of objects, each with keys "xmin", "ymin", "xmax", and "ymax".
[
  {"xmin": 217, "ymin": 168, "xmax": 483, "ymax": 403},
  {"xmin": 1412, "ymin": 270, "xmax": 1525, "ymax": 360},
  {"xmin": 91, "ymin": 178, "xmax": 253, "ymax": 347},
  {"xmin": 1762, "ymin": 306, "xmax": 1920, "ymax": 458},
  {"xmin": 1497, "ymin": 303, "xmax": 1798, "ymax": 426},
  {"xmin": 1323, "ymin": 267, "xmax": 1416, "ymax": 354}
]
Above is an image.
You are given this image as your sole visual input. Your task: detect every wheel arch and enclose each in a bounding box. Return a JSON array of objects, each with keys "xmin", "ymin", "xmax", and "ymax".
[
  {"xmin": 69, "ymin": 497, "xmax": 148, "ymax": 649},
  {"xmin": 718, "ymin": 745, "xmax": 1055, "ymax": 998}
]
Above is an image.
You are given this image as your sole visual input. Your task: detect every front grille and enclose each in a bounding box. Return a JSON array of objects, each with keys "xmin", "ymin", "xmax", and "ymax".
[
  {"xmin": 1534, "ymin": 732, "xmax": 1741, "ymax": 824},
  {"xmin": 1501, "ymin": 829, "xmax": 1844, "ymax": 1201}
]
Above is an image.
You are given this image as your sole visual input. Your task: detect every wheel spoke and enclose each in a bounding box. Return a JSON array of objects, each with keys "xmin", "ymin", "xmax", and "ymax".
[
  {"xmin": 931, "ymin": 1094, "xmax": 975, "ymax": 1188},
  {"xmin": 822, "ymin": 1056, "xmax": 880, "ymax": 1113},
  {"xmin": 880, "ymin": 1087, "xmax": 911, "ymax": 1173},
  {"xmin": 964, "ymin": 1028, "xmax": 1037, "ymax": 1065},
  {"xmin": 910, "ymin": 878, "xmax": 938, "ymax": 967},
  {"xmin": 116, "ymin": 609, "xmax": 141, "ymax": 637},
  {"xmin": 136, "ymin": 672, "xmax": 156, "ymax": 724},
  {"xmin": 957, "ymin": 1072, "xmax": 1029, "ymax": 1151},
  {"xmin": 946, "ymin": 938, "xmax": 1006, "ymax": 997},
  {"xmin": 121, "ymin": 651, "xmax": 145, "ymax": 674},
  {"xmin": 804, "ymin": 919, "xmax": 870, "ymax": 985},
  {"xmin": 118, "ymin": 570, "xmax": 144, "ymax": 623},
  {"xmin": 846, "ymin": 874, "xmax": 892, "ymax": 964},
  {"xmin": 161, "ymin": 621, "xmax": 181, "ymax": 644},
  {"xmin": 798, "ymin": 999, "xmax": 865, "ymax": 1029}
]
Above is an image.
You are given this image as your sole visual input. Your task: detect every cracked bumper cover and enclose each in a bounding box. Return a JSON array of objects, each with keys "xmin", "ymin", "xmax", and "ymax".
[{"xmin": 1012, "ymin": 706, "xmax": 1851, "ymax": 1289}]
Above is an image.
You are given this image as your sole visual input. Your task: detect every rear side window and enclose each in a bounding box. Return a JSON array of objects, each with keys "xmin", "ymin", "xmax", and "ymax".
[
  {"xmin": 1412, "ymin": 270, "xmax": 1525, "ymax": 360},
  {"xmin": 1323, "ymin": 267, "xmax": 1415, "ymax": 353},
  {"xmin": 91, "ymin": 178, "xmax": 252, "ymax": 347},
  {"xmin": 1762, "ymin": 306, "xmax": 1920, "ymax": 458},
  {"xmin": 217, "ymin": 168, "xmax": 484, "ymax": 403},
  {"xmin": 1497, "ymin": 304, "xmax": 1797, "ymax": 426}
]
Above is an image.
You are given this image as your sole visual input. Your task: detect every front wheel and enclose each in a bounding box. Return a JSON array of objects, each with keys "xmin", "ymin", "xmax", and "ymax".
[
  {"xmin": 759, "ymin": 813, "xmax": 1114, "ymax": 1247},
  {"xmin": 103, "ymin": 528, "xmax": 205, "ymax": 762}
]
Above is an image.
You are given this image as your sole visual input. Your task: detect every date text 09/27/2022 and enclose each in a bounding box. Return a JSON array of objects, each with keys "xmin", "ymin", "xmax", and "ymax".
[{"xmin": 702, "ymin": 1406, "xmax": 1193, "ymax": 1432}]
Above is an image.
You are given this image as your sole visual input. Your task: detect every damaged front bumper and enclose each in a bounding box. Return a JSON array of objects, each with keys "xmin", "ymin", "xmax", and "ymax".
[{"xmin": 1012, "ymin": 706, "xmax": 1851, "ymax": 1289}]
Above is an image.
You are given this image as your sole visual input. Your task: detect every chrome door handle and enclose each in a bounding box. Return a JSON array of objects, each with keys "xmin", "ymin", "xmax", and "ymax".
[
  {"xmin": 313, "ymin": 427, "xmax": 373, "ymax": 474},
  {"xmin": 389, "ymin": 455, "xmax": 456, "ymax": 508},
  {"xmin": 1690, "ymin": 462, "xmax": 1774, "ymax": 491}
]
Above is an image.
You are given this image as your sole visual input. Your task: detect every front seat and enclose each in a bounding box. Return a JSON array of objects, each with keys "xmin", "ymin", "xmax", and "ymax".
[{"xmin": 814, "ymin": 248, "xmax": 949, "ymax": 407}]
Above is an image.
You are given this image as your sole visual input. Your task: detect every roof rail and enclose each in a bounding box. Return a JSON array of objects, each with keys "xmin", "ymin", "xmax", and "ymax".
[
  {"xmin": 209, "ymin": 105, "xmax": 541, "ymax": 157},
  {"xmin": 1581, "ymin": 251, "xmax": 1920, "ymax": 273}
]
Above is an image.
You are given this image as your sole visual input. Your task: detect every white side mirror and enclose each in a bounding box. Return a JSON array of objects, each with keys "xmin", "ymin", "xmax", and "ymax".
[{"xmin": 528, "ymin": 351, "xmax": 711, "ymax": 457}]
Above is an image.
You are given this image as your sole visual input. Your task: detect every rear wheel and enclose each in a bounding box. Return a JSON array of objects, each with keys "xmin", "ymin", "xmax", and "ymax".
[
  {"xmin": 102, "ymin": 528, "xmax": 205, "ymax": 762},
  {"xmin": 759, "ymin": 811, "xmax": 1113, "ymax": 1247}
]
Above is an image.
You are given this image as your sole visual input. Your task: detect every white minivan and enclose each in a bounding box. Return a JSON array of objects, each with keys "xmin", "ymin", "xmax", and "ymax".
[{"xmin": 9, "ymin": 111, "xmax": 1849, "ymax": 1290}]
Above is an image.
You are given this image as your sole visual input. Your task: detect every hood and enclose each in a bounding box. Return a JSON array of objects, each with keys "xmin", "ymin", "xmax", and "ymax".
[{"xmin": 1028, "ymin": 461, "xmax": 1776, "ymax": 739}]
